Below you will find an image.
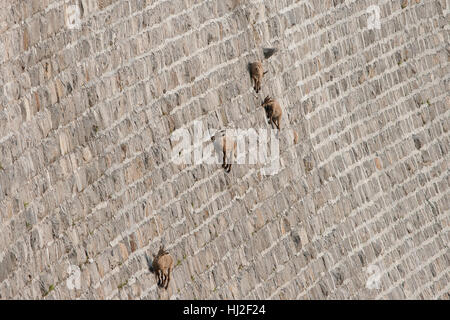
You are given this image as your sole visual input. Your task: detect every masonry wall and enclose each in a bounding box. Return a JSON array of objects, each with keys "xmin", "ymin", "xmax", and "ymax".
[{"xmin": 0, "ymin": 0, "xmax": 448, "ymax": 300}]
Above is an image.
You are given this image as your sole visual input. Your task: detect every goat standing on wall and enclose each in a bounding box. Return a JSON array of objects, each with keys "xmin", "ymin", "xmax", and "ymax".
[
  {"xmin": 261, "ymin": 96, "xmax": 282, "ymax": 130},
  {"xmin": 248, "ymin": 48, "xmax": 276, "ymax": 93},
  {"xmin": 249, "ymin": 61, "xmax": 267, "ymax": 93},
  {"xmin": 152, "ymin": 246, "xmax": 174, "ymax": 289},
  {"xmin": 211, "ymin": 130, "xmax": 237, "ymax": 173}
]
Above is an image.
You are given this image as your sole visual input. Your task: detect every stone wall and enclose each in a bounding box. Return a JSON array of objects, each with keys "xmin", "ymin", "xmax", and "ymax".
[{"xmin": 0, "ymin": 0, "xmax": 448, "ymax": 299}]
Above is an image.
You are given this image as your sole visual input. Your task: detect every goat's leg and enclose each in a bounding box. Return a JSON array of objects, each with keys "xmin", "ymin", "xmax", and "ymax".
[
  {"xmin": 226, "ymin": 152, "xmax": 232, "ymax": 172},
  {"xmin": 164, "ymin": 269, "xmax": 168, "ymax": 285},
  {"xmin": 165, "ymin": 267, "xmax": 172, "ymax": 289},
  {"xmin": 222, "ymin": 152, "xmax": 226, "ymax": 168},
  {"xmin": 161, "ymin": 270, "xmax": 166, "ymax": 287},
  {"xmin": 267, "ymin": 111, "xmax": 272, "ymax": 125},
  {"xmin": 274, "ymin": 118, "xmax": 281, "ymax": 138},
  {"xmin": 159, "ymin": 270, "xmax": 164, "ymax": 287}
]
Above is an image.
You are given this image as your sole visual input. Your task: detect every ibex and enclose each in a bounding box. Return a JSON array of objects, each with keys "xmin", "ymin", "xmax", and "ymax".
[
  {"xmin": 152, "ymin": 246, "xmax": 173, "ymax": 289},
  {"xmin": 293, "ymin": 130, "xmax": 299, "ymax": 144},
  {"xmin": 249, "ymin": 61, "xmax": 267, "ymax": 93},
  {"xmin": 211, "ymin": 130, "xmax": 237, "ymax": 173},
  {"xmin": 261, "ymin": 96, "xmax": 282, "ymax": 130}
]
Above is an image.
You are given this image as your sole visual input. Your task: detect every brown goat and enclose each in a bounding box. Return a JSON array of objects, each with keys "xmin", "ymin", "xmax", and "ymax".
[
  {"xmin": 293, "ymin": 130, "xmax": 299, "ymax": 144},
  {"xmin": 211, "ymin": 131, "xmax": 237, "ymax": 173},
  {"xmin": 249, "ymin": 61, "xmax": 267, "ymax": 93},
  {"xmin": 152, "ymin": 246, "xmax": 173, "ymax": 289},
  {"xmin": 261, "ymin": 96, "xmax": 282, "ymax": 130}
]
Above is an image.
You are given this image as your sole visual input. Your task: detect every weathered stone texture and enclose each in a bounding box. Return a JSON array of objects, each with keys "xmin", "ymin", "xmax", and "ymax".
[{"xmin": 0, "ymin": 0, "xmax": 449, "ymax": 299}]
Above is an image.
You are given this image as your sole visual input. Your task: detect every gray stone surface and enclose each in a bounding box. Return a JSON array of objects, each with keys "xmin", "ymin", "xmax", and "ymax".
[{"xmin": 0, "ymin": 0, "xmax": 449, "ymax": 300}]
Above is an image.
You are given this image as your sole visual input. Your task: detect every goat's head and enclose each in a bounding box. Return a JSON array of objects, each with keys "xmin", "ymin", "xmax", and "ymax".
[
  {"xmin": 154, "ymin": 245, "xmax": 168, "ymax": 259},
  {"xmin": 262, "ymin": 95, "xmax": 272, "ymax": 107}
]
